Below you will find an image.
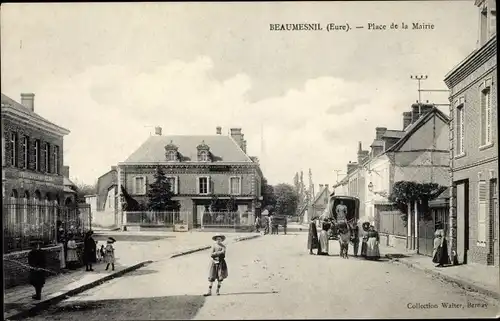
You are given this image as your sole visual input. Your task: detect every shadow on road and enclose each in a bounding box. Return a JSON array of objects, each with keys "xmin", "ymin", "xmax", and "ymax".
[
  {"xmin": 23, "ymin": 295, "xmax": 206, "ymax": 320},
  {"xmin": 121, "ymin": 269, "xmax": 159, "ymax": 277},
  {"xmin": 217, "ymin": 290, "xmax": 279, "ymax": 296},
  {"xmin": 93, "ymin": 235, "xmax": 174, "ymax": 242},
  {"xmin": 385, "ymin": 253, "xmax": 410, "ymax": 259}
]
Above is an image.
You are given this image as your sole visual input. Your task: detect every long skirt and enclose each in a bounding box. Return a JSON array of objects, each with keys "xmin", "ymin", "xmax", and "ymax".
[
  {"xmin": 208, "ymin": 259, "xmax": 228, "ymax": 282},
  {"xmin": 318, "ymin": 231, "xmax": 329, "ymax": 255},
  {"xmin": 66, "ymin": 249, "xmax": 78, "ymax": 263},
  {"xmin": 366, "ymin": 237, "xmax": 380, "ymax": 260},
  {"xmin": 361, "ymin": 240, "xmax": 368, "ymax": 257},
  {"xmin": 432, "ymin": 239, "xmax": 451, "ymax": 265},
  {"xmin": 29, "ymin": 270, "xmax": 46, "ymax": 288},
  {"xmin": 104, "ymin": 252, "xmax": 115, "ymax": 264}
]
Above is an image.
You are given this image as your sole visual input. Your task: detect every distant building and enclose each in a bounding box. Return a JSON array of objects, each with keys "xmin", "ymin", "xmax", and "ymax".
[
  {"xmin": 444, "ymin": 0, "xmax": 497, "ymax": 266},
  {"xmin": 307, "ymin": 184, "xmax": 330, "ymax": 219},
  {"xmin": 1, "ymin": 92, "xmax": 70, "ymax": 206},
  {"xmin": 94, "ymin": 126, "xmax": 264, "ymax": 229}
]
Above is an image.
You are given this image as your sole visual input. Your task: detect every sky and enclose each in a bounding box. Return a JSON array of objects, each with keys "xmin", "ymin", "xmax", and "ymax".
[{"xmin": 1, "ymin": 1, "xmax": 479, "ymax": 187}]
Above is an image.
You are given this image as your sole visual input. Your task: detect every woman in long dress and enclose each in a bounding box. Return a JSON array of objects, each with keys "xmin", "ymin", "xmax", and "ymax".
[
  {"xmin": 360, "ymin": 222, "xmax": 370, "ymax": 257},
  {"xmin": 66, "ymin": 234, "xmax": 79, "ymax": 269},
  {"xmin": 432, "ymin": 229, "xmax": 451, "ymax": 267},
  {"xmin": 83, "ymin": 231, "xmax": 96, "ymax": 271},
  {"xmin": 365, "ymin": 225, "xmax": 380, "ymax": 260},
  {"xmin": 318, "ymin": 221, "xmax": 330, "ymax": 255},
  {"xmin": 307, "ymin": 218, "xmax": 320, "ymax": 255}
]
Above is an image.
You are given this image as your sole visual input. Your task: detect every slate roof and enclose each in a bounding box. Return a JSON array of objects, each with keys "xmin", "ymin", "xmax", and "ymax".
[
  {"xmin": 1, "ymin": 93, "xmax": 68, "ymax": 131},
  {"xmin": 123, "ymin": 135, "xmax": 253, "ymax": 163}
]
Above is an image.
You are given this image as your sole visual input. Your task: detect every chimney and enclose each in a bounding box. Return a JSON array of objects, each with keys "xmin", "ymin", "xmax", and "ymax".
[
  {"xmin": 357, "ymin": 142, "xmax": 365, "ymax": 164},
  {"xmin": 154, "ymin": 126, "xmax": 162, "ymax": 136},
  {"xmin": 375, "ymin": 127, "xmax": 387, "ymax": 140},
  {"xmin": 230, "ymin": 128, "xmax": 244, "ymax": 149},
  {"xmin": 20, "ymin": 93, "xmax": 35, "ymax": 112},
  {"xmin": 319, "ymin": 184, "xmax": 324, "ymax": 190},
  {"xmin": 403, "ymin": 112, "xmax": 412, "ymax": 130},
  {"xmin": 216, "ymin": 126, "xmax": 222, "ymax": 135},
  {"xmin": 347, "ymin": 161, "xmax": 358, "ymax": 174},
  {"xmin": 411, "ymin": 103, "xmax": 434, "ymax": 123},
  {"xmin": 62, "ymin": 166, "xmax": 70, "ymax": 178}
]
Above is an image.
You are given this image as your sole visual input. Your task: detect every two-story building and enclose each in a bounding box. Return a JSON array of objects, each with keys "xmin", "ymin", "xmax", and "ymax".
[
  {"xmin": 98, "ymin": 126, "xmax": 263, "ymax": 229},
  {"xmin": 444, "ymin": 0, "xmax": 497, "ymax": 266},
  {"xmin": 1, "ymin": 93, "xmax": 70, "ymax": 222}
]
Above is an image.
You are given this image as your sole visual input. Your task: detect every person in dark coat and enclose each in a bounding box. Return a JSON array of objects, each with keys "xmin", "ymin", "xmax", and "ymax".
[
  {"xmin": 351, "ymin": 224, "xmax": 360, "ymax": 257},
  {"xmin": 432, "ymin": 229, "xmax": 451, "ymax": 267},
  {"xmin": 28, "ymin": 240, "xmax": 46, "ymax": 300},
  {"xmin": 83, "ymin": 231, "xmax": 96, "ymax": 271},
  {"xmin": 307, "ymin": 218, "xmax": 321, "ymax": 255},
  {"xmin": 360, "ymin": 222, "xmax": 370, "ymax": 257}
]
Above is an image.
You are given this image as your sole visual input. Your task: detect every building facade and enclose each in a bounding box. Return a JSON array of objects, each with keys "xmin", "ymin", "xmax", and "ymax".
[
  {"xmin": 444, "ymin": 0, "xmax": 498, "ymax": 266},
  {"xmin": 1, "ymin": 93, "xmax": 70, "ymax": 207},
  {"xmin": 114, "ymin": 126, "xmax": 263, "ymax": 229}
]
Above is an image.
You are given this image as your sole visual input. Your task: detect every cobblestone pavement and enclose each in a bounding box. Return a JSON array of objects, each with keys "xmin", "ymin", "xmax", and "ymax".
[{"xmin": 22, "ymin": 233, "xmax": 499, "ymax": 320}]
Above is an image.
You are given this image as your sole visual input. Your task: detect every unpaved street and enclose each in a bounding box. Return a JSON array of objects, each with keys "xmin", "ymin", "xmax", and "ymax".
[{"xmin": 24, "ymin": 233, "xmax": 498, "ymax": 320}]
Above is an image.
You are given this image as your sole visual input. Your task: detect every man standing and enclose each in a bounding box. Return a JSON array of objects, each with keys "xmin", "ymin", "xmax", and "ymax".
[
  {"xmin": 351, "ymin": 224, "xmax": 360, "ymax": 257},
  {"xmin": 335, "ymin": 201, "xmax": 348, "ymax": 222},
  {"xmin": 28, "ymin": 240, "xmax": 46, "ymax": 300}
]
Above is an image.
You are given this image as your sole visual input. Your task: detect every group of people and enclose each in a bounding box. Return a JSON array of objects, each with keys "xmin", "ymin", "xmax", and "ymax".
[
  {"xmin": 307, "ymin": 218, "xmax": 381, "ymax": 260},
  {"xmin": 255, "ymin": 214, "xmax": 284, "ymax": 235},
  {"xmin": 27, "ymin": 230, "xmax": 118, "ymax": 301}
]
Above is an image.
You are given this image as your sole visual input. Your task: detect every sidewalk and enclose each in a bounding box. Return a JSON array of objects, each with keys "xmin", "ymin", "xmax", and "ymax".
[
  {"xmin": 4, "ymin": 232, "xmax": 260, "ymax": 320},
  {"xmin": 381, "ymin": 245, "xmax": 500, "ymax": 300}
]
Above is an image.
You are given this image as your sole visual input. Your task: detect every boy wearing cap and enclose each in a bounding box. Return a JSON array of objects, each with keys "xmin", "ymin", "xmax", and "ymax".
[
  {"xmin": 204, "ymin": 234, "xmax": 228, "ymax": 296},
  {"xmin": 28, "ymin": 240, "xmax": 46, "ymax": 300}
]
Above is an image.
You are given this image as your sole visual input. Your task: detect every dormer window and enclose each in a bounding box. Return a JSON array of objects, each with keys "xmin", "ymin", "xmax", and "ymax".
[
  {"xmin": 165, "ymin": 140, "xmax": 179, "ymax": 162},
  {"xmin": 197, "ymin": 140, "xmax": 211, "ymax": 162}
]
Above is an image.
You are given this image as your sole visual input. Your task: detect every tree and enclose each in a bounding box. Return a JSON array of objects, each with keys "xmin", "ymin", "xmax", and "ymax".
[
  {"xmin": 261, "ymin": 177, "xmax": 276, "ymax": 209},
  {"xmin": 388, "ymin": 181, "xmax": 447, "ymax": 223},
  {"xmin": 74, "ymin": 182, "xmax": 97, "ymax": 204},
  {"xmin": 121, "ymin": 185, "xmax": 145, "ymax": 211},
  {"xmin": 147, "ymin": 166, "xmax": 180, "ymax": 211},
  {"xmin": 273, "ymin": 183, "xmax": 299, "ymax": 216}
]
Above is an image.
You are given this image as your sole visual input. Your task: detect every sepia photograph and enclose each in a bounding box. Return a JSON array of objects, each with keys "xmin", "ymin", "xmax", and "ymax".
[{"xmin": 1, "ymin": 1, "xmax": 498, "ymax": 319}]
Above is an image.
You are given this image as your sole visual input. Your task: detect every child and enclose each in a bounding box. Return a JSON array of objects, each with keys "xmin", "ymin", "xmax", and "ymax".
[
  {"xmin": 99, "ymin": 244, "xmax": 105, "ymax": 262},
  {"xmin": 28, "ymin": 240, "xmax": 46, "ymax": 300},
  {"xmin": 66, "ymin": 234, "xmax": 78, "ymax": 269},
  {"xmin": 104, "ymin": 237, "xmax": 116, "ymax": 271},
  {"xmin": 204, "ymin": 234, "xmax": 228, "ymax": 296}
]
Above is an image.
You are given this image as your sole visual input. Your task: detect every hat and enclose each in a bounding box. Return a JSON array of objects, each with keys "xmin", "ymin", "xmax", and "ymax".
[
  {"xmin": 107, "ymin": 237, "xmax": 116, "ymax": 243},
  {"xmin": 362, "ymin": 222, "xmax": 370, "ymax": 230},
  {"xmin": 212, "ymin": 234, "xmax": 226, "ymax": 242}
]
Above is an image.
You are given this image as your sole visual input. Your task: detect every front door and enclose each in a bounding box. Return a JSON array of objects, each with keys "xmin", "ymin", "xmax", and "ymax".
[
  {"xmin": 488, "ymin": 179, "xmax": 497, "ymax": 265},
  {"xmin": 196, "ymin": 205, "xmax": 206, "ymax": 228},
  {"xmin": 456, "ymin": 181, "xmax": 469, "ymax": 264}
]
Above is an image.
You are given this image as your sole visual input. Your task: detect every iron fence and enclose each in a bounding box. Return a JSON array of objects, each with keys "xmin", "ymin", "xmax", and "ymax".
[
  {"xmin": 202, "ymin": 211, "xmax": 242, "ymax": 228},
  {"xmin": 125, "ymin": 211, "xmax": 188, "ymax": 226},
  {"xmin": 3, "ymin": 199, "xmax": 91, "ymax": 253}
]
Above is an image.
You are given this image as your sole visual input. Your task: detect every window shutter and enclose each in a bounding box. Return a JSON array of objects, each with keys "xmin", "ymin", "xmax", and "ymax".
[
  {"xmin": 133, "ymin": 177, "xmax": 137, "ymax": 194},
  {"xmin": 478, "ymin": 181, "xmax": 487, "ymax": 244},
  {"xmin": 239, "ymin": 176, "xmax": 243, "ymax": 195},
  {"xmin": 486, "ymin": 90, "xmax": 491, "ymax": 144},
  {"xmin": 196, "ymin": 177, "xmax": 200, "ymax": 194},
  {"xmin": 143, "ymin": 176, "xmax": 147, "ymax": 195},
  {"xmin": 175, "ymin": 176, "xmax": 179, "ymax": 194},
  {"xmin": 207, "ymin": 176, "xmax": 211, "ymax": 194}
]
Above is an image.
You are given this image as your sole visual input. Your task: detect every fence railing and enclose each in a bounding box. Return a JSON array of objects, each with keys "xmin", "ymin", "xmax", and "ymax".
[
  {"xmin": 3, "ymin": 199, "xmax": 92, "ymax": 253},
  {"xmin": 201, "ymin": 211, "xmax": 248, "ymax": 228},
  {"xmin": 125, "ymin": 211, "xmax": 188, "ymax": 226}
]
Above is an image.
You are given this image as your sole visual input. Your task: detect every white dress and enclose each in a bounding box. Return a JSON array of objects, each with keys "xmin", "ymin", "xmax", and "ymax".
[
  {"xmin": 319, "ymin": 230, "xmax": 329, "ymax": 254},
  {"xmin": 66, "ymin": 240, "xmax": 78, "ymax": 262}
]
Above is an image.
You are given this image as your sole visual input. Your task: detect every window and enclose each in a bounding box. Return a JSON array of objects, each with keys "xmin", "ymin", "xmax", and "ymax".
[
  {"xmin": 44, "ymin": 143, "xmax": 50, "ymax": 173},
  {"xmin": 230, "ymin": 177, "xmax": 241, "ymax": 195},
  {"xmin": 166, "ymin": 150, "xmax": 177, "ymax": 162},
  {"xmin": 10, "ymin": 132, "xmax": 18, "ymax": 167},
  {"xmin": 134, "ymin": 176, "xmax": 146, "ymax": 195},
  {"xmin": 34, "ymin": 140, "xmax": 40, "ymax": 171},
  {"xmin": 480, "ymin": 83, "xmax": 492, "ymax": 147},
  {"xmin": 456, "ymin": 99, "xmax": 465, "ymax": 155},
  {"xmin": 53, "ymin": 146, "xmax": 60, "ymax": 174},
  {"xmin": 477, "ymin": 181, "xmax": 487, "ymax": 245},
  {"xmin": 166, "ymin": 176, "xmax": 177, "ymax": 194},
  {"xmin": 199, "ymin": 151, "xmax": 209, "ymax": 162},
  {"xmin": 198, "ymin": 176, "xmax": 209, "ymax": 194},
  {"xmin": 22, "ymin": 136, "xmax": 29, "ymax": 169}
]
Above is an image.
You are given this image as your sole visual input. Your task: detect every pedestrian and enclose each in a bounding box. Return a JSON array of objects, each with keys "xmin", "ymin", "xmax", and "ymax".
[
  {"xmin": 351, "ymin": 224, "xmax": 360, "ymax": 257},
  {"xmin": 66, "ymin": 233, "xmax": 79, "ymax": 269},
  {"xmin": 360, "ymin": 222, "xmax": 370, "ymax": 257},
  {"xmin": 269, "ymin": 214, "xmax": 274, "ymax": 234},
  {"xmin": 318, "ymin": 221, "xmax": 330, "ymax": 255},
  {"xmin": 365, "ymin": 225, "xmax": 380, "ymax": 260},
  {"xmin": 307, "ymin": 217, "xmax": 320, "ymax": 255},
  {"xmin": 204, "ymin": 234, "xmax": 228, "ymax": 296},
  {"xmin": 56, "ymin": 220, "xmax": 66, "ymax": 269},
  {"xmin": 83, "ymin": 230, "xmax": 96, "ymax": 271},
  {"xmin": 105, "ymin": 237, "xmax": 116, "ymax": 271},
  {"xmin": 432, "ymin": 228, "xmax": 451, "ymax": 267},
  {"xmin": 28, "ymin": 240, "xmax": 46, "ymax": 300},
  {"xmin": 255, "ymin": 216, "xmax": 261, "ymax": 233},
  {"xmin": 97, "ymin": 244, "xmax": 105, "ymax": 262}
]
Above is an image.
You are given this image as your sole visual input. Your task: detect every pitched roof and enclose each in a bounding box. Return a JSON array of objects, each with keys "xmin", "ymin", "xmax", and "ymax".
[
  {"xmin": 123, "ymin": 135, "xmax": 253, "ymax": 163},
  {"xmin": 370, "ymin": 139, "xmax": 384, "ymax": 147},
  {"xmin": 385, "ymin": 107, "xmax": 450, "ymax": 153},
  {"xmin": 312, "ymin": 186, "xmax": 328, "ymax": 205},
  {"xmin": 382, "ymin": 130, "xmax": 405, "ymax": 139}
]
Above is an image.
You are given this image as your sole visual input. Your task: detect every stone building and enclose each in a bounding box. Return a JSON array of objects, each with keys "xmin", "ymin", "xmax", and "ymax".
[
  {"xmin": 111, "ymin": 126, "xmax": 263, "ymax": 229},
  {"xmin": 444, "ymin": 0, "xmax": 497, "ymax": 266},
  {"xmin": 1, "ymin": 92, "xmax": 70, "ymax": 206}
]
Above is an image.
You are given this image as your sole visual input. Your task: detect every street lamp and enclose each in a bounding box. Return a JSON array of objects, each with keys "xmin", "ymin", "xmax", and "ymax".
[{"xmin": 368, "ymin": 182, "xmax": 374, "ymax": 193}]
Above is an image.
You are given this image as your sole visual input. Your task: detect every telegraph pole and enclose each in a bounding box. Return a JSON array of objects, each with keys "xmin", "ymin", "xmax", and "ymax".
[
  {"xmin": 333, "ymin": 170, "xmax": 343, "ymax": 183},
  {"xmin": 410, "ymin": 75, "xmax": 428, "ymax": 114}
]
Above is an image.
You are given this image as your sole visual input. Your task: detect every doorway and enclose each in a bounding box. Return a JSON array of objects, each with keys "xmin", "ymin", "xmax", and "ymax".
[
  {"xmin": 455, "ymin": 180, "xmax": 469, "ymax": 264},
  {"xmin": 488, "ymin": 179, "xmax": 497, "ymax": 265}
]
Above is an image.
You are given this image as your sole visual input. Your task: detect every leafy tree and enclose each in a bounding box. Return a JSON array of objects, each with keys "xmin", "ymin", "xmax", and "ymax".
[
  {"xmin": 225, "ymin": 196, "xmax": 237, "ymax": 212},
  {"xmin": 74, "ymin": 182, "xmax": 97, "ymax": 203},
  {"xmin": 147, "ymin": 166, "xmax": 180, "ymax": 211},
  {"xmin": 121, "ymin": 185, "xmax": 142, "ymax": 211},
  {"xmin": 261, "ymin": 177, "xmax": 276, "ymax": 209},
  {"xmin": 388, "ymin": 181, "xmax": 447, "ymax": 223},
  {"xmin": 273, "ymin": 183, "xmax": 299, "ymax": 216}
]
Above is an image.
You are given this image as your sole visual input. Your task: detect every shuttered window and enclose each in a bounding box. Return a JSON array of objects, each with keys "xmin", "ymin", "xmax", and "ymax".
[
  {"xmin": 134, "ymin": 176, "xmax": 147, "ymax": 195},
  {"xmin": 477, "ymin": 181, "xmax": 487, "ymax": 244}
]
